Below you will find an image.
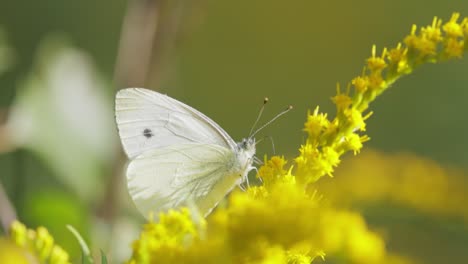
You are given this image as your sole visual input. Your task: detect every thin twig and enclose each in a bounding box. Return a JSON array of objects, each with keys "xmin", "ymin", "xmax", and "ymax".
[
  {"xmin": 114, "ymin": 0, "xmax": 161, "ymax": 88},
  {"xmin": 0, "ymin": 108, "xmax": 15, "ymax": 154},
  {"xmin": 0, "ymin": 181, "xmax": 17, "ymax": 234},
  {"xmin": 0, "ymin": 107, "xmax": 17, "ymax": 233},
  {"xmin": 146, "ymin": 0, "xmax": 186, "ymax": 88}
]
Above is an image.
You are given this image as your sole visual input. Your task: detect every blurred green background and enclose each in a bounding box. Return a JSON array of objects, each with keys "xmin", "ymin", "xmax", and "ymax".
[{"xmin": 1, "ymin": 0, "xmax": 468, "ymax": 263}]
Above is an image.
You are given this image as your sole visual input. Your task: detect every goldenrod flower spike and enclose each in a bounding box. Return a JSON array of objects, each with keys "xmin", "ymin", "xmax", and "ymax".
[{"xmin": 296, "ymin": 12, "xmax": 468, "ymax": 186}]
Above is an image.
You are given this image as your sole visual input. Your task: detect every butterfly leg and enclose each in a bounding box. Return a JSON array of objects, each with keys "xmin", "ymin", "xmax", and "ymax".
[
  {"xmin": 245, "ymin": 173, "xmax": 251, "ymax": 188},
  {"xmin": 251, "ymin": 166, "xmax": 263, "ymax": 183},
  {"xmin": 239, "ymin": 183, "xmax": 246, "ymax": 192}
]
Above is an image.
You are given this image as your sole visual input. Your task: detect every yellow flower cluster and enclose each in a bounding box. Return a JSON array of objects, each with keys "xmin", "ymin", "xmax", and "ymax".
[
  {"xmin": 0, "ymin": 238, "xmax": 31, "ymax": 264},
  {"xmin": 318, "ymin": 149, "xmax": 468, "ymax": 222},
  {"xmin": 8, "ymin": 220, "xmax": 70, "ymax": 264},
  {"xmin": 129, "ymin": 208, "xmax": 205, "ymax": 263},
  {"xmin": 296, "ymin": 12, "xmax": 468, "ymax": 185},
  {"xmin": 128, "ymin": 13, "xmax": 468, "ymax": 264}
]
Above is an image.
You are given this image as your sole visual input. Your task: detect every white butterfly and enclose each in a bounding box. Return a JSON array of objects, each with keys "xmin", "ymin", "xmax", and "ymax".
[{"xmin": 115, "ymin": 88, "xmax": 257, "ymax": 218}]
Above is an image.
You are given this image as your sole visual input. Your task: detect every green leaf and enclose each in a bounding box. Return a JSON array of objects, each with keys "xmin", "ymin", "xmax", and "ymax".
[{"xmin": 100, "ymin": 249, "xmax": 108, "ymax": 264}]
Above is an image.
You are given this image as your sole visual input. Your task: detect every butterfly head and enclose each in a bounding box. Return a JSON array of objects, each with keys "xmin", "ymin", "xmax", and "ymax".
[
  {"xmin": 235, "ymin": 137, "xmax": 256, "ymax": 182},
  {"xmin": 238, "ymin": 137, "xmax": 256, "ymax": 158}
]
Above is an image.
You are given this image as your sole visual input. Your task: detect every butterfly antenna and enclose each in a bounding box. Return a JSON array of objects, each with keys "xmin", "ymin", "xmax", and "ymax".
[
  {"xmin": 250, "ymin": 105, "xmax": 293, "ymax": 138},
  {"xmin": 249, "ymin": 97, "xmax": 269, "ymax": 137}
]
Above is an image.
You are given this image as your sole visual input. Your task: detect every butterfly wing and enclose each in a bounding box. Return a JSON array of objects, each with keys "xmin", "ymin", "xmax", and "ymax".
[
  {"xmin": 126, "ymin": 143, "xmax": 241, "ymax": 218},
  {"xmin": 115, "ymin": 88, "xmax": 237, "ymax": 159}
]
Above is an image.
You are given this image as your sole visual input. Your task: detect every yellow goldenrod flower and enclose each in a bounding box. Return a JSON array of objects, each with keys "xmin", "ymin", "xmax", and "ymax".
[
  {"xmin": 443, "ymin": 37, "xmax": 465, "ymax": 58},
  {"xmin": 319, "ymin": 210, "xmax": 385, "ymax": 263},
  {"xmin": 332, "ymin": 84, "xmax": 353, "ymax": 112},
  {"xmin": 405, "ymin": 24, "xmax": 438, "ymax": 60},
  {"xmin": 296, "ymin": 12, "xmax": 468, "ymax": 186},
  {"xmin": 351, "ymin": 75, "xmax": 369, "ymax": 94},
  {"xmin": 10, "ymin": 220, "xmax": 28, "ymax": 247},
  {"xmin": 421, "ymin": 16, "xmax": 443, "ymax": 42},
  {"xmin": 367, "ymin": 46, "xmax": 388, "ymax": 72},
  {"xmin": 303, "ymin": 107, "xmax": 329, "ymax": 141},
  {"xmin": 9, "ymin": 221, "xmax": 71, "ymax": 264},
  {"xmin": 343, "ymin": 108, "xmax": 366, "ymax": 132},
  {"xmin": 442, "ymin": 13, "xmax": 463, "ymax": 38},
  {"xmin": 319, "ymin": 149, "xmax": 468, "ymax": 222},
  {"xmin": 386, "ymin": 43, "xmax": 411, "ymax": 79},
  {"xmin": 0, "ymin": 238, "xmax": 32, "ymax": 264},
  {"xmin": 36, "ymin": 226, "xmax": 55, "ymax": 261},
  {"xmin": 462, "ymin": 17, "xmax": 468, "ymax": 37},
  {"xmin": 49, "ymin": 246, "xmax": 71, "ymax": 264},
  {"xmin": 257, "ymin": 155, "xmax": 288, "ymax": 186},
  {"xmin": 337, "ymin": 133, "xmax": 369, "ymax": 155},
  {"xmin": 129, "ymin": 208, "xmax": 205, "ymax": 263},
  {"xmin": 367, "ymin": 72, "xmax": 386, "ymax": 93}
]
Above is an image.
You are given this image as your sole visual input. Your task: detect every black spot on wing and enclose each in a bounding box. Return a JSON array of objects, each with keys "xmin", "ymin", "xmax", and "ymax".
[{"xmin": 143, "ymin": 128, "xmax": 154, "ymax": 139}]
